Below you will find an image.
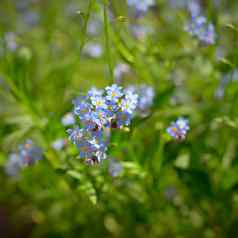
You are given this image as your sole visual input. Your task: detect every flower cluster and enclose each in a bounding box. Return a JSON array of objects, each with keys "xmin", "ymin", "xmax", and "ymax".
[
  {"xmin": 185, "ymin": 16, "xmax": 216, "ymax": 45},
  {"xmin": 125, "ymin": 84, "xmax": 155, "ymax": 117},
  {"xmin": 67, "ymin": 84, "xmax": 138, "ymax": 165},
  {"xmin": 128, "ymin": 0, "xmax": 155, "ymax": 12},
  {"xmin": 167, "ymin": 118, "xmax": 190, "ymax": 140},
  {"xmin": 5, "ymin": 140, "xmax": 43, "ymax": 178}
]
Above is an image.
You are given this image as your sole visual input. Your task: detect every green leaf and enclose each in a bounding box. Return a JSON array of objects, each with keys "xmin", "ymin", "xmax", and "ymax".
[{"xmin": 67, "ymin": 170, "xmax": 83, "ymax": 181}]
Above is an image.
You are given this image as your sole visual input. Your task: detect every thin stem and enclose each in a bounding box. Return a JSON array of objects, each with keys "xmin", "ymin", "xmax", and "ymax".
[
  {"xmin": 152, "ymin": 136, "xmax": 165, "ymax": 189},
  {"xmin": 103, "ymin": 1, "xmax": 114, "ymax": 83},
  {"xmin": 79, "ymin": 0, "xmax": 94, "ymax": 60}
]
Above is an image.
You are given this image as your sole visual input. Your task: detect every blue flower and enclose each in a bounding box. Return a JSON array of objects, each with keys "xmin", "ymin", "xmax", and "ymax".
[
  {"xmin": 5, "ymin": 153, "xmax": 23, "ymax": 178},
  {"xmin": 114, "ymin": 63, "xmax": 130, "ymax": 84},
  {"xmin": 68, "ymin": 84, "xmax": 138, "ymax": 165},
  {"xmin": 90, "ymin": 95, "xmax": 108, "ymax": 110},
  {"xmin": 128, "ymin": 0, "xmax": 155, "ymax": 12},
  {"xmin": 109, "ymin": 159, "xmax": 123, "ymax": 177},
  {"xmin": 52, "ymin": 138, "xmax": 67, "ymax": 151},
  {"xmin": 4, "ymin": 32, "xmax": 18, "ymax": 51},
  {"xmin": 139, "ymin": 85, "xmax": 154, "ymax": 106},
  {"xmin": 116, "ymin": 112, "xmax": 132, "ymax": 127},
  {"xmin": 199, "ymin": 23, "xmax": 216, "ymax": 45},
  {"xmin": 185, "ymin": 16, "xmax": 216, "ymax": 45},
  {"xmin": 18, "ymin": 140, "xmax": 43, "ymax": 165},
  {"xmin": 67, "ymin": 127, "xmax": 84, "ymax": 146},
  {"xmin": 125, "ymin": 84, "xmax": 154, "ymax": 117},
  {"xmin": 167, "ymin": 118, "xmax": 190, "ymax": 140},
  {"xmin": 83, "ymin": 43, "xmax": 102, "ymax": 58},
  {"xmin": 94, "ymin": 109, "xmax": 111, "ymax": 127},
  {"xmin": 105, "ymin": 84, "xmax": 123, "ymax": 103},
  {"xmin": 61, "ymin": 112, "xmax": 75, "ymax": 126},
  {"xmin": 87, "ymin": 87, "xmax": 103, "ymax": 97},
  {"xmin": 188, "ymin": 0, "xmax": 201, "ymax": 17},
  {"xmin": 120, "ymin": 89, "xmax": 138, "ymax": 114},
  {"xmin": 73, "ymin": 96, "xmax": 91, "ymax": 118}
]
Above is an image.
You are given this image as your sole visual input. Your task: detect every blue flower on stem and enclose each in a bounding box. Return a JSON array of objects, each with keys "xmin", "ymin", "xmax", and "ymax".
[
  {"xmin": 18, "ymin": 140, "xmax": 43, "ymax": 166},
  {"xmin": 128, "ymin": 0, "xmax": 155, "ymax": 12},
  {"xmin": 109, "ymin": 159, "xmax": 123, "ymax": 177},
  {"xmin": 5, "ymin": 153, "xmax": 23, "ymax": 178},
  {"xmin": 116, "ymin": 112, "xmax": 132, "ymax": 127},
  {"xmin": 68, "ymin": 84, "xmax": 138, "ymax": 165},
  {"xmin": 185, "ymin": 15, "xmax": 216, "ymax": 45},
  {"xmin": 167, "ymin": 118, "xmax": 190, "ymax": 140},
  {"xmin": 105, "ymin": 84, "xmax": 123, "ymax": 103}
]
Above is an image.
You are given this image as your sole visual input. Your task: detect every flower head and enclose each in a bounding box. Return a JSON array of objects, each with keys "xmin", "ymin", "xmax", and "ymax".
[
  {"xmin": 52, "ymin": 138, "xmax": 67, "ymax": 151},
  {"xmin": 5, "ymin": 153, "xmax": 23, "ymax": 178},
  {"xmin": 18, "ymin": 140, "xmax": 43, "ymax": 166},
  {"xmin": 90, "ymin": 95, "xmax": 108, "ymax": 110},
  {"xmin": 109, "ymin": 159, "xmax": 123, "ymax": 177},
  {"xmin": 128, "ymin": 0, "xmax": 155, "ymax": 12},
  {"xmin": 83, "ymin": 43, "xmax": 102, "ymax": 58},
  {"xmin": 61, "ymin": 112, "xmax": 75, "ymax": 126},
  {"xmin": 114, "ymin": 63, "xmax": 130, "ymax": 84},
  {"xmin": 68, "ymin": 84, "xmax": 138, "ymax": 165},
  {"xmin": 185, "ymin": 15, "xmax": 216, "ymax": 45},
  {"xmin": 116, "ymin": 111, "xmax": 132, "ymax": 128},
  {"xmin": 125, "ymin": 84, "xmax": 155, "ymax": 117},
  {"xmin": 167, "ymin": 118, "xmax": 190, "ymax": 140},
  {"xmin": 105, "ymin": 84, "xmax": 123, "ymax": 103}
]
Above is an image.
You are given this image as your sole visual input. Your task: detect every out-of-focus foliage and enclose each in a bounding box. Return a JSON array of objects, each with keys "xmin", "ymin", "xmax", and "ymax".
[{"xmin": 1, "ymin": 0, "xmax": 238, "ymax": 237}]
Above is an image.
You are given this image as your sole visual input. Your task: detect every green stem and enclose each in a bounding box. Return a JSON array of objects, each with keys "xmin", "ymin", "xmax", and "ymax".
[
  {"xmin": 103, "ymin": 1, "xmax": 114, "ymax": 83},
  {"xmin": 152, "ymin": 136, "xmax": 165, "ymax": 188},
  {"xmin": 79, "ymin": 0, "xmax": 94, "ymax": 60}
]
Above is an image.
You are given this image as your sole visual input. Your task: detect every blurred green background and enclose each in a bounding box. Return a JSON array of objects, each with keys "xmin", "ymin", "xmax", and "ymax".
[{"xmin": 1, "ymin": 0, "xmax": 238, "ymax": 237}]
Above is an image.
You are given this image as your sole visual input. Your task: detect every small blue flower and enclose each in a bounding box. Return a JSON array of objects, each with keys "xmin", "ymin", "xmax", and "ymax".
[
  {"xmin": 114, "ymin": 63, "xmax": 130, "ymax": 84},
  {"xmin": 116, "ymin": 111, "xmax": 132, "ymax": 127},
  {"xmin": 105, "ymin": 84, "xmax": 123, "ymax": 103},
  {"xmin": 4, "ymin": 32, "xmax": 18, "ymax": 51},
  {"xmin": 61, "ymin": 112, "xmax": 75, "ymax": 126},
  {"xmin": 185, "ymin": 15, "xmax": 216, "ymax": 45},
  {"xmin": 128, "ymin": 0, "xmax": 155, "ymax": 12},
  {"xmin": 67, "ymin": 127, "xmax": 84, "ymax": 145},
  {"xmin": 87, "ymin": 87, "xmax": 103, "ymax": 97},
  {"xmin": 52, "ymin": 138, "xmax": 67, "ymax": 151},
  {"xmin": 109, "ymin": 159, "xmax": 123, "ymax": 177},
  {"xmin": 125, "ymin": 84, "xmax": 154, "ymax": 117},
  {"xmin": 199, "ymin": 23, "xmax": 216, "ymax": 45},
  {"xmin": 83, "ymin": 43, "xmax": 102, "ymax": 58},
  {"xmin": 90, "ymin": 95, "xmax": 108, "ymax": 110},
  {"xmin": 5, "ymin": 153, "xmax": 23, "ymax": 178},
  {"xmin": 167, "ymin": 118, "xmax": 190, "ymax": 140},
  {"xmin": 94, "ymin": 109, "xmax": 111, "ymax": 127},
  {"xmin": 19, "ymin": 140, "xmax": 43, "ymax": 165},
  {"xmin": 139, "ymin": 85, "xmax": 154, "ymax": 106},
  {"xmin": 73, "ymin": 96, "xmax": 91, "ymax": 117},
  {"xmin": 188, "ymin": 0, "xmax": 201, "ymax": 17},
  {"xmin": 120, "ymin": 91, "xmax": 138, "ymax": 114}
]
